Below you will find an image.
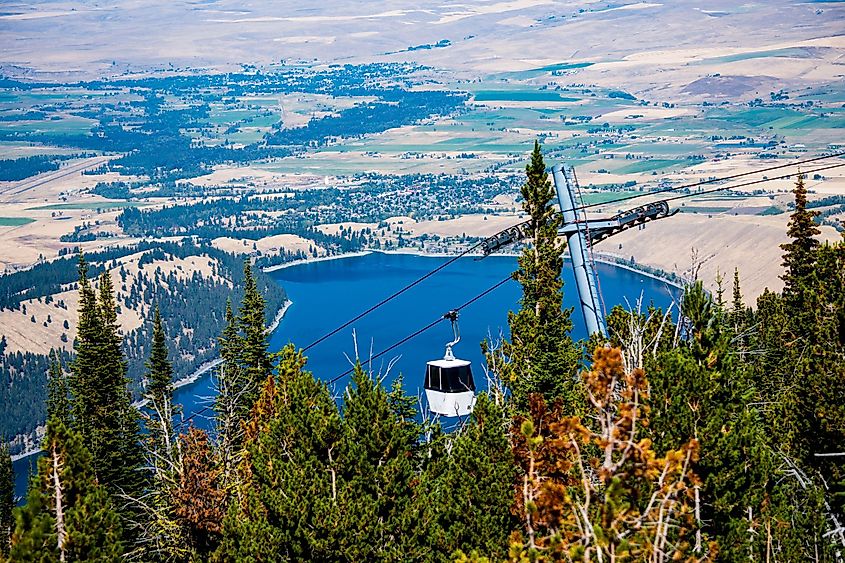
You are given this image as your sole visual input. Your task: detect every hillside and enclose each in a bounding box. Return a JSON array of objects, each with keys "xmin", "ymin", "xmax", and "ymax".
[{"xmin": 0, "ymin": 241, "xmax": 286, "ymax": 455}]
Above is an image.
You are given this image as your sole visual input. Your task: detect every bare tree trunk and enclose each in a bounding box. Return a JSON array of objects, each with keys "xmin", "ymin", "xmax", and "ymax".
[{"xmin": 51, "ymin": 443, "xmax": 66, "ymax": 563}]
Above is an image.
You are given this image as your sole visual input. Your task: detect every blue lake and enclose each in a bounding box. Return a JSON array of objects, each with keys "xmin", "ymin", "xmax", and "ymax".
[{"xmin": 13, "ymin": 251, "xmax": 679, "ymax": 500}]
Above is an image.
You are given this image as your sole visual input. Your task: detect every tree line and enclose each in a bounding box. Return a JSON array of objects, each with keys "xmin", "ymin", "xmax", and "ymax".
[{"xmin": 1, "ymin": 143, "xmax": 843, "ymax": 561}]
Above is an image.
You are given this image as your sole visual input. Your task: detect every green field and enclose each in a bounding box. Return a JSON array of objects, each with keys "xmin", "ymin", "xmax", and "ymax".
[
  {"xmin": 225, "ymin": 129, "xmax": 267, "ymax": 145},
  {"xmin": 29, "ymin": 202, "xmax": 147, "ymax": 211},
  {"xmin": 532, "ymin": 62, "xmax": 594, "ymax": 72},
  {"xmin": 0, "ymin": 116, "xmax": 96, "ymax": 136},
  {"xmin": 473, "ymin": 91, "xmax": 579, "ymax": 103},
  {"xmin": 0, "ymin": 217, "xmax": 35, "ymax": 226},
  {"xmin": 578, "ymin": 191, "xmax": 641, "ymax": 205},
  {"xmin": 698, "ymin": 47, "xmax": 814, "ymax": 65},
  {"xmin": 612, "ymin": 159, "xmax": 689, "ymax": 174}
]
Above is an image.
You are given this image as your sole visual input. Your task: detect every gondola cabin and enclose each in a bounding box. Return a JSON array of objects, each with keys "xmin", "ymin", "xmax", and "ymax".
[{"xmin": 424, "ymin": 311, "xmax": 476, "ymax": 417}]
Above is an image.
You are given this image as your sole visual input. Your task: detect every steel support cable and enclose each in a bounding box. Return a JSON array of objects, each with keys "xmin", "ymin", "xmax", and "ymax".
[
  {"xmin": 572, "ymin": 150, "xmax": 845, "ymax": 213},
  {"xmin": 327, "ymin": 274, "xmax": 514, "ymax": 385},
  {"xmin": 659, "ymin": 161, "xmax": 845, "ymax": 204},
  {"xmin": 301, "ymin": 240, "xmax": 486, "ymax": 352}
]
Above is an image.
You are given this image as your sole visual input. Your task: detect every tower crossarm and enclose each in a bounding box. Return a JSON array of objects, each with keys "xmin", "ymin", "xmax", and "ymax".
[
  {"xmin": 559, "ymin": 200, "xmax": 678, "ymax": 243},
  {"xmin": 479, "ymin": 199, "xmax": 677, "ymax": 257}
]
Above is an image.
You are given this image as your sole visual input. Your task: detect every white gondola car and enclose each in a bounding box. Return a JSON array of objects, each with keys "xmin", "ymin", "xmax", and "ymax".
[{"xmin": 424, "ymin": 311, "xmax": 476, "ymax": 417}]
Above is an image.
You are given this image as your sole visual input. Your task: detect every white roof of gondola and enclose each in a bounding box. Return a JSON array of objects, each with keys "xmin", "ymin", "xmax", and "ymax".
[{"xmin": 426, "ymin": 358, "xmax": 471, "ymax": 368}]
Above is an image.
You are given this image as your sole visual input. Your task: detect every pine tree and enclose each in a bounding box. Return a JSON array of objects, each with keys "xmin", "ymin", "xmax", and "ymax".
[
  {"xmin": 143, "ymin": 305, "xmax": 177, "ymax": 474},
  {"xmin": 486, "ymin": 141, "xmax": 582, "ymax": 412},
  {"xmin": 238, "ymin": 260, "xmax": 271, "ymax": 407},
  {"xmin": 69, "ymin": 254, "xmax": 101, "ymax": 447},
  {"xmin": 646, "ymin": 282, "xmax": 830, "ymax": 559},
  {"xmin": 173, "ymin": 428, "xmax": 225, "ymax": 560},
  {"xmin": 756, "ymin": 177, "xmax": 845, "ymax": 526},
  {"xmin": 213, "ymin": 299, "xmax": 246, "ymax": 491},
  {"xmin": 46, "ymin": 349, "xmax": 71, "ymax": 427},
  {"xmin": 214, "ymin": 345, "xmax": 341, "ymax": 560},
  {"xmin": 9, "ymin": 420, "xmax": 123, "ymax": 561},
  {"xmin": 68, "ymin": 257, "xmax": 145, "ymax": 528},
  {"xmin": 334, "ymin": 365, "xmax": 420, "ymax": 560},
  {"xmin": 780, "ymin": 173, "xmax": 820, "ymax": 301},
  {"xmin": 729, "ymin": 267, "xmax": 748, "ymax": 352},
  {"xmin": 508, "ymin": 347, "xmax": 713, "ymax": 561},
  {"xmin": 0, "ymin": 443, "xmax": 12, "ymax": 558},
  {"xmin": 146, "ymin": 306, "xmax": 173, "ymax": 411},
  {"xmin": 140, "ymin": 305, "xmax": 189, "ymax": 562},
  {"xmin": 420, "ymin": 393, "xmax": 516, "ymax": 560}
]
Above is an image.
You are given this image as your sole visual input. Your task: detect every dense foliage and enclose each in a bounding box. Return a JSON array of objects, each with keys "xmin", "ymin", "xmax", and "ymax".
[{"xmin": 0, "ymin": 155, "xmax": 85, "ymax": 182}]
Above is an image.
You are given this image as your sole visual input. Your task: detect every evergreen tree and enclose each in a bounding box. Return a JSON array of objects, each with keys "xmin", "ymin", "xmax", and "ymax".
[
  {"xmin": 140, "ymin": 305, "xmax": 189, "ymax": 562},
  {"xmin": 238, "ymin": 260, "xmax": 271, "ymax": 407},
  {"xmin": 507, "ymin": 348, "xmax": 713, "ymax": 561},
  {"xmin": 0, "ymin": 443, "xmax": 12, "ymax": 558},
  {"xmin": 215, "ymin": 345, "xmax": 341, "ymax": 561},
  {"xmin": 46, "ymin": 349, "xmax": 71, "ymax": 427},
  {"xmin": 729, "ymin": 267, "xmax": 750, "ymax": 355},
  {"xmin": 9, "ymin": 420, "xmax": 123, "ymax": 561},
  {"xmin": 647, "ymin": 282, "xmax": 831, "ymax": 559},
  {"xmin": 486, "ymin": 141, "xmax": 582, "ymax": 412},
  {"xmin": 68, "ymin": 257, "xmax": 145, "ymax": 528},
  {"xmin": 173, "ymin": 428, "xmax": 225, "ymax": 560},
  {"xmin": 146, "ymin": 305, "xmax": 173, "ymax": 410},
  {"xmin": 418, "ymin": 393, "xmax": 516, "ymax": 560},
  {"xmin": 752, "ymin": 177, "xmax": 845, "ymax": 525},
  {"xmin": 334, "ymin": 366, "xmax": 420, "ymax": 560},
  {"xmin": 69, "ymin": 254, "xmax": 101, "ymax": 447},
  {"xmin": 780, "ymin": 173, "xmax": 820, "ymax": 302},
  {"xmin": 213, "ymin": 299, "xmax": 246, "ymax": 491}
]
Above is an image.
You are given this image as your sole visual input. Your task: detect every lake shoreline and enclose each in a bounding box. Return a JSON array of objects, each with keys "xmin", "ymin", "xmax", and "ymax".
[
  {"xmin": 263, "ymin": 251, "xmax": 372, "ymax": 272},
  {"xmin": 262, "ymin": 247, "xmax": 685, "ymax": 292}
]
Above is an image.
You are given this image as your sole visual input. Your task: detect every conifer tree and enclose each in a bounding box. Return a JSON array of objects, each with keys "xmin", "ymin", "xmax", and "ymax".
[
  {"xmin": 730, "ymin": 268, "xmax": 744, "ymax": 323},
  {"xmin": 755, "ymin": 177, "xmax": 845, "ymax": 526},
  {"xmin": 69, "ymin": 257, "xmax": 145, "ymax": 525},
  {"xmin": 9, "ymin": 420, "xmax": 123, "ymax": 562},
  {"xmin": 140, "ymin": 305, "xmax": 188, "ymax": 562},
  {"xmin": 486, "ymin": 141, "xmax": 582, "ymax": 412},
  {"xmin": 729, "ymin": 267, "xmax": 749, "ymax": 354},
  {"xmin": 173, "ymin": 428, "xmax": 225, "ymax": 560},
  {"xmin": 780, "ymin": 173, "xmax": 820, "ymax": 302},
  {"xmin": 334, "ymin": 365, "xmax": 420, "ymax": 560},
  {"xmin": 143, "ymin": 305, "xmax": 177, "ymax": 473},
  {"xmin": 646, "ymin": 282, "xmax": 831, "ymax": 559},
  {"xmin": 214, "ymin": 345, "xmax": 341, "ymax": 560},
  {"xmin": 0, "ymin": 443, "xmax": 12, "ymax": 558},
  {"xmin": 420, "ymin": 393, "xmax": 516, "ymax": 560},
  {"xmin": 508, "ymin": 348, "xmax": 712, "ymax": 561},
  {"xmin": 213, "ymin": 299, "xmax": 246, "ymax": 491},
  {"xmin": 69, "ymin": 254, "xmax": 101, "ymax": 444},
  {"xmin": 146, "ymin": 306, "xmax": 173, "ymax": 412},
  {"xmin": 46, "ymin": 349, "xmax": 71, "ymax": 427},
  {"xmin": 238, "ymin": 260, "xmax": 271, "ymax": 407}
]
